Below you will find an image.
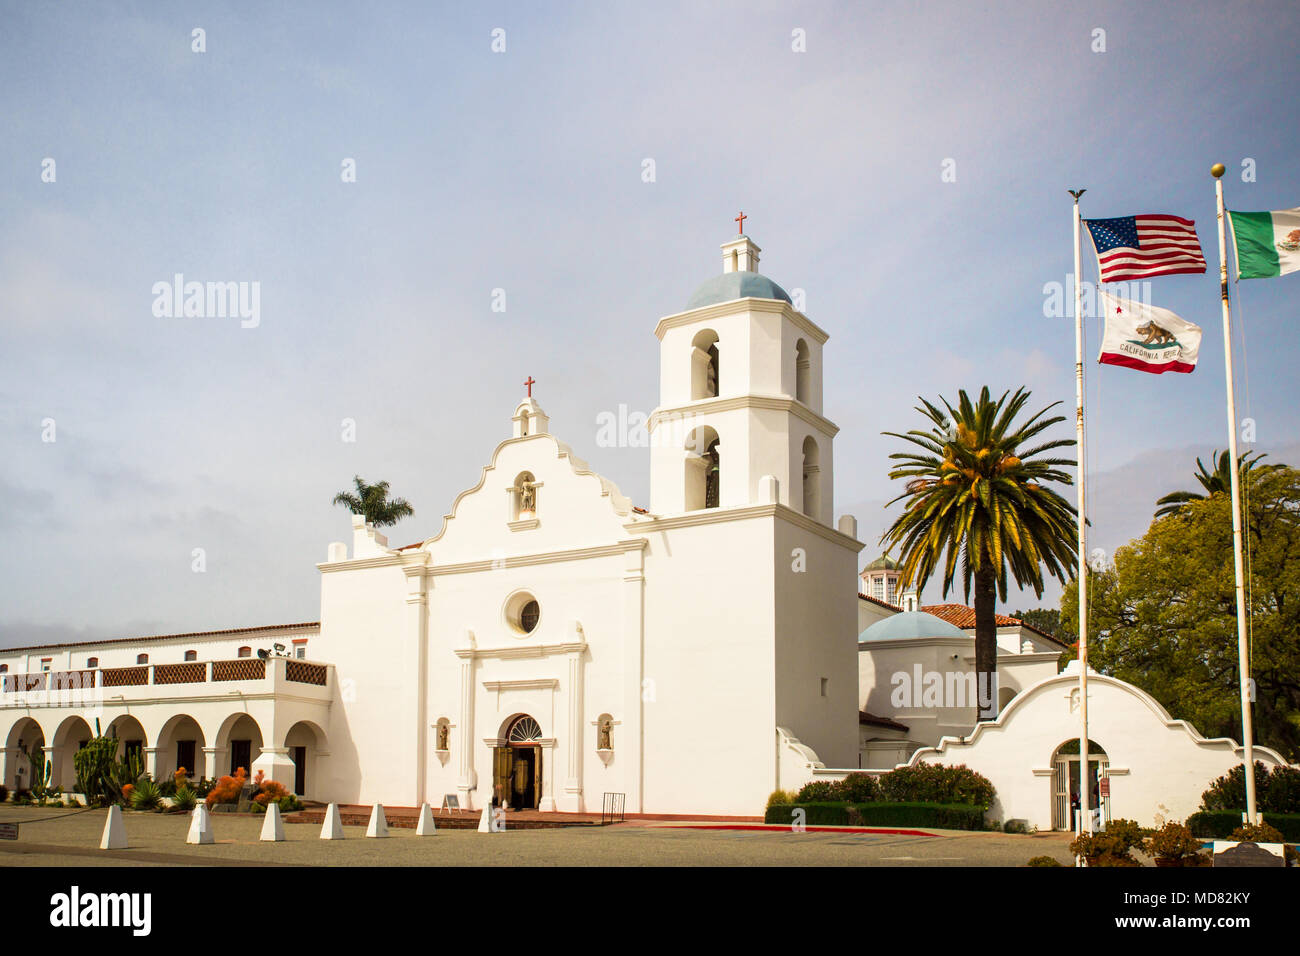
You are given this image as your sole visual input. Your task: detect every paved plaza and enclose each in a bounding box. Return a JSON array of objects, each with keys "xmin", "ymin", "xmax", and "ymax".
[{"xmin": 0, "ymin": 806, "xmax": 1078, "ymax": 867}]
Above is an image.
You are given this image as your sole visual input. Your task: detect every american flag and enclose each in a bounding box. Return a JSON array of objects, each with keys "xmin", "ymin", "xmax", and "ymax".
[{"xmin": 1083, "ymin": 214, "xmax": 1207, "ymax": 282}]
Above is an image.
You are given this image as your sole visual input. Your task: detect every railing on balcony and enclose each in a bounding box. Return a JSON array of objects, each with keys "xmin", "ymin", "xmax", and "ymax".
[
  {"xmin": 101, "ymin": 666, "xmax": 149, "ymax": 688},
  {"xmin": 3, "ymin": 656, "xmax": 327, "ymax": 704},
  {"xmin": 285, "ymin": 660, "xmax": 327, "ymax": 686},
  {"xmin": 153, "ymin": 662, "xmax": 207, "ymax": 685},
  {"xmin": 212, "ymin": 658, "xmax": 267, "ymax": 682}
]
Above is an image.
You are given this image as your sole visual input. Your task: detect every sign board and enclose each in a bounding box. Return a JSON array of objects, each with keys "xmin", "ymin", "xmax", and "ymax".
[
  {"xmin": 1098, "ymin": 779, "xmax": 1110, "ymax": 798},
  {"xmin": 440, "ymin": 794, "xmax": 459, "ymax": 813},
  {"xmin": 0, "ymin": 823, "xmax": 18, "ymax": 840},
  {"xmin": 1212, "ymin": 841, "xmax": 1285, "ymax": 867}
]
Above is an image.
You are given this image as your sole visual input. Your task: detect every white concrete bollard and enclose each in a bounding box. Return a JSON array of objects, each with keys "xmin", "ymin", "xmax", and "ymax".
[
  {"xmin": 186, "ymin": 804, "xmax": 215, "ymax": 845},
  {"xmin": 320, "ymin": 802, "xmax": 345, "ymax": 840},
  {"xmin": 100, "ymin": 804, "xmax": 127, "ymax": 850},
  {"xmin": 260, "ymin": 802, "xmax": 285, "ymax": 842},
  {"xmin": 365, "ymin": 803, "xmax": 389, "ymax": 838},
  {"xmin": 477, "ymin": 806, "xmax": 493, "ymax": 832},
  {"xmin": 416, "ymin": 803, "xmax": 436, "ymax": 836}
]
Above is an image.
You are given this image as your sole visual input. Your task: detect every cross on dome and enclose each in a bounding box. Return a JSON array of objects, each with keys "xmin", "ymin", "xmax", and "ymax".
[
  {"xmin": 734, "ymin": 211, "xmax": 747, "ymax": 234},
  {"xmin": 524, "ymin": 375, "xmax": 536, "ymax": 397}
]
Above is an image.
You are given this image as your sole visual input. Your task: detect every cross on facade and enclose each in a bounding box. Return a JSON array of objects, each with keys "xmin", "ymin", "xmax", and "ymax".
[
  {"xmin": 734, "ymin": 211, "xmax": 747, "ymax": 234},
  {"xmin": 524, "ymin": 375, "xmax": 536, "ymax": 397}
]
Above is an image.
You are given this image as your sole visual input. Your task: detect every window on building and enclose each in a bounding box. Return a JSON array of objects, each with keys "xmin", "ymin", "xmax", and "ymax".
[
  {"xmin": 520, "ymin": 600, "xmax": 540, "ymax": 633},
  {"xmin": 237, "ymin": 646, "xmax": 251, "ymax": 658},
  {"xmin": 136, "ymin": 654, "xmax": 148, "ymax": 665},
  {"xmin": 87, "ymin": 657, "xmax": 99, "ymax": 668},
  {"xmin": 295, "ymin": 645, "xmax": 306, "ymax": 659},
  {"xmin": 801, "ymin": 436, "xmax": 821, "ymax": 518},
  {"xmin": 184, "ymin": 650, "xmax": 197, "ymax": 662},
  {"xmin": 795, "ymin": 339, "xmax": 811, "ymax": 404},
  {"xmin": 176, "ymin": 740, "xmax": 196, "ymax": 777},
  {"xmin": 690, "ymin": 329, "xmax": 720, "ymax": 400},
  {"xmin": 40, "ymin": 658, "xmax": 52, "ymax": 672},
  {"xmin": 0, "ymin": 665, "xmax": 7, "ymax": 673}
]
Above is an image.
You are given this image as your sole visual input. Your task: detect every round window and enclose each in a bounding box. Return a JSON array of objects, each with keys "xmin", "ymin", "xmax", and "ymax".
[
  {"xmin": 504, "ymin": 590, "xmax": 542, "ymax": 637},
  {"xmin": 520, "ymin": 600, "xmax": 540, "ymax": 633}
]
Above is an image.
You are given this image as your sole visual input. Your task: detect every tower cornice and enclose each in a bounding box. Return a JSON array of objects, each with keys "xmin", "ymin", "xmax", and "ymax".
[
  {"xmin": 647, "ymin": 394, "xmax": 840, "ymax": 438},
  {"xmin": 654, "ymin": 297, "xmax": 829, "ymax": 345}
]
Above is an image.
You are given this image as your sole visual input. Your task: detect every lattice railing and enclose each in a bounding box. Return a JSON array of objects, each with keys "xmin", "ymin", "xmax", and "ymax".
[
  {"xmin": 2, "ymin": 673, "xmax": 48, "ymax": 693},
  {"xmin": 285, "ymin": 660, "xmax": 327, "ymax": 686},
  {"xmin": 50, "ymin": 670, "xmax": 97, "ymax": 690},
  {"xmin": 153, "ymin": 662, "xmax": 207, "ymax": 685},
  {"xmin": 101, "ymin": 666, "xmax": 149, "ymax": 688},
  {"xmin": 212, "ymin": 658, "xmax": 266, "ymax": 682}
]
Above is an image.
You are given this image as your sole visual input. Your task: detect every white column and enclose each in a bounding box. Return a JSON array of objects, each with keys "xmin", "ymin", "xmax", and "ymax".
[
  {"xmin": 203, "ymin": 746, "xmax": 222, "ymax": 781},
  {"xmin": 404, "ymin": 559, "xmax": 430, "ymax": 808},
  {"xmin": 144, "ymin": 746, "xmax": 162, "ymax": 781},
  {"xmin": 562, "ymin": 634, "xmax": 585, "ymax": 812},
  {"xmin": 456, "ymin": 633, "xmax": 478, "ymax": 810},
  {"xmin": 622, "ymin": 541, "xmax": 647, "ymax": 812}
]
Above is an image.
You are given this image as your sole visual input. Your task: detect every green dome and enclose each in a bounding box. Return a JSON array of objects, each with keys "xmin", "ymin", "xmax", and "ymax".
[
  {"xmin": 686, "ymin": 271, "xmax": 791, "ymax": 310},
  {"xmin": 859, "ymin": 611, "xmax": 967, "ymax": 643},
  {"xmin": 865, "ymin": 555, "xmax": 899, "ymax": 571}
]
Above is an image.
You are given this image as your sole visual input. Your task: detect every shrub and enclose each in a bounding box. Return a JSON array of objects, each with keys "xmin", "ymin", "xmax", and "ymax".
[
  {"xmin": 1004, "ymin": 819, "xmax": 1029, "ymax": 834},
  {"xmin": 1069, "ymin": 818, "xmax": 1147, "ymax": 866},
  {"xmin": 766, "ymin": 789, "xmax": 796, "ymax": 809},
  {"xmin": 1144, "ymin": 822, "xmax": 1209, "ymax": 866},
  {"xmin": 13, "ymin": 790, "xmax": 32, "ymax": 806},
  {"xmin": 1027, "ymin": 855, "xmax": 1063, "ymax": 867},
  {"xmin": 120, "ymin": 784, "xmax": 135, "ymax": 806},
  {"xmin": 764, "ymin": 801, "xmax": 985, "ymax": 830},
  {"xmin": 171, "ymin": 786, "xmax": 197, "ymax": 812},
  {"xmin": 0, "ymin": 784, "xmax": 8, "ymax": 803},
  {"xmin": 1187, "ymin": 810, "xmax": 1300, "ymax": 842},
  {"xmin": 837, "ymin": 773, "xmax": 880, "ymax": 803},
  {"xmin": 130, "ymin": 778, "xmax": 162, "ymax": 811},
  {"xmin": 254, "ymin": 780, "xmax": 290, "ymax": 807},
  {"xmin": 878, "ymin": 763, "xmax": 995, "ymax": 809},
  {"xmin": 1201, "ymin": 762, "xmax": 1300, "ymax": 814},
  {"xmin": 278, "ymin": 793, "xmax": 303, "ymax": 813},
  {"xmin": 73, "ymin": 737, "xmax": 118, "ymax": 805},
  {"xmin": 205, "ymin": 768, "xmax": 247, "ymax": 808},
  {"xmin": 795, "ymin": 780, "xmax": 842, "ymax": 803}
]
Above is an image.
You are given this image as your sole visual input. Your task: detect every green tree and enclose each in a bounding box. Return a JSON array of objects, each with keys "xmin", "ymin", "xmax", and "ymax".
[
  {"xmin": 332, "ymin": 476, "xmax": 415, "ymax": 528},
  {"xmin": 1061, "ymin": 466, "xmax": 1300, "ymax": 761},
  {"xmin": 1154, "ymin": 450, "xmax": 1282, "ymax": 518},
  {"xmin": 881, "ymin": 387, "xmax": 1079, "ymax": 714},
  {"xmin": 1013, "ymin": 607, "xmax": 1061, "ymax": 637}
]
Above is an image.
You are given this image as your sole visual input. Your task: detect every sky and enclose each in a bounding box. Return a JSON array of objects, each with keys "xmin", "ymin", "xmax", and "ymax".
[{"xmin": 2, "ymin": 1, "xmax": 1298, "ymax": 646}]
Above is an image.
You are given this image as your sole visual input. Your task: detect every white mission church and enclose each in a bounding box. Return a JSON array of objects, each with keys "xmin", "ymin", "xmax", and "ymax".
[{"xmin": 3, "ymin": 229, "xmax": 1291, "ymax": 827}]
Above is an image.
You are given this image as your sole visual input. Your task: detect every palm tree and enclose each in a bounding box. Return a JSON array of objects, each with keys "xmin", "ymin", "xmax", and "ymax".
[
  {"xmin": 881, "ymin": 387, "xmax": 1078, "ymax": 716},
  {"xmin": 1154, "ymin": 450, "xmax": 1282, "ymax": 518},
  {"xmin": 332, "ymin": 476, "xmax": 415, "ymax": 528}
]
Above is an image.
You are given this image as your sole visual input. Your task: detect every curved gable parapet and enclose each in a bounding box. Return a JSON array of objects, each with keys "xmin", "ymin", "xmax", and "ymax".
[
  {"xmin": 907, "ymin": 669, "xmax": 1293, "ymax": 768},
  {"xmin": 414, "ymin": 432, "xmax": 634, "ymax": 550}
]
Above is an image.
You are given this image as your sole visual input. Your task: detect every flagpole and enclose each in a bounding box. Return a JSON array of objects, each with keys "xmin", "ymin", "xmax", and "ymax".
[
  {"xmin": 1211, "ymin": 162, "xmax": 1258, "ymax": 826},
  {"xmin": 1069, "ymin": 188, "xmax": 1092, "ymax": 840}
]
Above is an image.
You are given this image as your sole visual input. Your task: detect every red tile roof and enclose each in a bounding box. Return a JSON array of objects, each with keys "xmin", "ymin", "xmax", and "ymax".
[
  {"xmin": 921, "ymin": 604, "xmax": 1066, "ymax": 649},
  {"xmin": 858, "ymin": 593, "xmax": 902, "ymax": 612},
  {"xmin": 859, "ymin": 711, "xmax": 909, "ymax": 732},
  {"xmin": 0, "ymin": 622, "xmax": 320, "ymax": 654}
]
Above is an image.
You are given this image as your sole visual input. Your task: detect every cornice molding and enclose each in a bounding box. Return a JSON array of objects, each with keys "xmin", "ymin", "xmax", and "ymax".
[
  {"xmin": 429, "ymin": 539, "xmax": 647, "ymax": 577},
  {"xmin": 625, "ymin": 503, "xmax": 862, "ymax": 551},
  {"xmin": 654, "ymin": 297, "xmax": 829, "ymax": 345},
  {"xmin": 647, "ymin": 394, "xmax": 839, "ymax": 437},
  {"xmin": 456, "ymin": 641, "xmax": 589, "ymax": 661}
]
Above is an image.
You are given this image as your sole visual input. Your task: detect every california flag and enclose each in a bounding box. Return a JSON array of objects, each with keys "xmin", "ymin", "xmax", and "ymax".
[{"xmin": 1098, "ymin": 291, "xmax": 1202, "ymax": 374}]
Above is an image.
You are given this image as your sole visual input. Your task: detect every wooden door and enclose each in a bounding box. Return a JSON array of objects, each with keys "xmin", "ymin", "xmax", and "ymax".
[
  {"xmin": 492, "ymin": 746, "xmax": 511, "ymax": 807},
  {"xmin": 291, "ymin": 746, "xmax": 307, "ymax": 796}
]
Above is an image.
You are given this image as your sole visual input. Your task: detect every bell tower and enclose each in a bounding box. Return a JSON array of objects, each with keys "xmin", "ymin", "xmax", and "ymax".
[{"xmin": 648, "ymin": 229, "xmax": 838, "ymax": 522}]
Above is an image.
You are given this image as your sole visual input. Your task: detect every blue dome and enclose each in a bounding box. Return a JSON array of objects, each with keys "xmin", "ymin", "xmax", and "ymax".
[
  {"xmin": 686, "ymin": 271, "xmax": 791, "ymax": 310},
  {"xmin": 859, "ymin": 611, "xmax": 968, "ymax": 643}
]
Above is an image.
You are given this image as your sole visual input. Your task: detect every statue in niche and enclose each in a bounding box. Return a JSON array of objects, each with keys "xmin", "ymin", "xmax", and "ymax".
[
  {"xmin": 518, "ymin": 476, "xmax": 537, "ymax": 515},
  {"xmin": 597, "ymin": 717, "xmax": 613, "ymax": 751},
  {"xmin": 436, "ymin": 722, "xmax": 449, "ymax": 751}
]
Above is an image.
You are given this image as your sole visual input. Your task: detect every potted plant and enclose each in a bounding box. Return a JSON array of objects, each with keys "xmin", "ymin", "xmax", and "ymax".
[{"xmin": 1144, "ymin": 822, "xmax": 1209, "ymax": 867}]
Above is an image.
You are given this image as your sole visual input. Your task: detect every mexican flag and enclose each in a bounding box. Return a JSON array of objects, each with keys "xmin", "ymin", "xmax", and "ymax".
[
  {"xmin": 1098, "ymin": 291, "xmax": 1202, "ymax": 374},
  {"xmin": 1228, "ymin": 208, "xmax": 1300, "ymax": 278}
]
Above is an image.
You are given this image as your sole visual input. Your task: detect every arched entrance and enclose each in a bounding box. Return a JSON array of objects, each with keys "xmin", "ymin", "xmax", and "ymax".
[
  {"xmin": 1050, "ymin": 739, "xmax": 1110, "ymax": 831},
  {"xmin": 493, "ymin": 715, "xmax": 543, "ymax": 810}
]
